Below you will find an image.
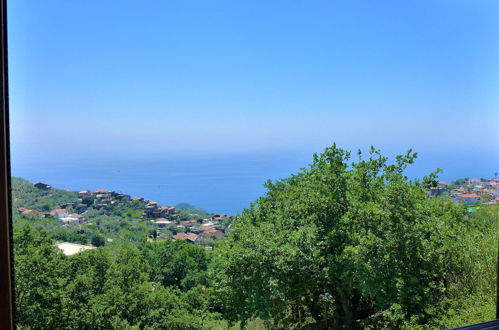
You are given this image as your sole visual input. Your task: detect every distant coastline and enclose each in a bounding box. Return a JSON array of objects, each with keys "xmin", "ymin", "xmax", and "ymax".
[{"xmin": 11, "ymin": 149, "xmax": 499, "ymax": 214}]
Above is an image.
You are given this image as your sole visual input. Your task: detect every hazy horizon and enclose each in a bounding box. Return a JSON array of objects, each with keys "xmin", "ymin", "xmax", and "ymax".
[{"xmin": 11, "ymin": 146, "xmax": 499, "ymax": 214}]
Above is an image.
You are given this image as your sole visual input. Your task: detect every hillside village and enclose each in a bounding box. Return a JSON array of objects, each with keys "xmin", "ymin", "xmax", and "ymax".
[
  {"xmin": 13, "ymin": 177, "xmax": 499, "ymax": 256},
  {"xmin": 429, "ymin": 177, "xmax": 499, "ymax": 206},
  {"xmin": 14, "ymin": 179, "xmax": 234, "ymax": 253}
]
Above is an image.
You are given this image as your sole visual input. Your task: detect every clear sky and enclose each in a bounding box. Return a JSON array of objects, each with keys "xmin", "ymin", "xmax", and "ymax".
[{"xmin": 7, "ymin": 1, "xmax": 499, "ymax": 163}]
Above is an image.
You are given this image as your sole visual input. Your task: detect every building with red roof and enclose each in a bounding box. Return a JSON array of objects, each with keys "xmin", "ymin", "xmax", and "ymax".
[{"xmin": 457, "ymin": 193, "xmax": 480, "ymax": 205}]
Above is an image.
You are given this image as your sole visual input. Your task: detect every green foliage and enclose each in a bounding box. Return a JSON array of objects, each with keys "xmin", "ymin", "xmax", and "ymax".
[
  {"xmin": 176, "ymin": 202, "xmax": 208, "ymax": 213},
  {"xmin": 11, "ymin": 177, "xmax": 78, "ymax": 211},
  {"xmin": 176, "ymin": 203, "xmax": 211, "ymax": 221},
  {"xmin": 14, "ymin": 226, "xmax": 223, "ymax": 329},
  {"xmin": 141, "ymin": 239, "xmax": 210, "ymax": 290},
  {"xmin": 14, "ymin": 226, "xmax": 66, "ymax": 328},
  {"xmin": 91, "ymin": 234, "xmax": 106, "ymax": 247},
  {"xmin": 213, "ymin": 145, "xmax": 496, "ymax": 329},
  {"xmin": 446, "ymin": 178, "xmax": 470, "ymax": 190},
  {"xmin": 52, "ymin": 230, "xmax": 89, "ymax": 245},
  {"xmin": 81, "ymin": 195, "xmax": 94, "ymax": 205}
]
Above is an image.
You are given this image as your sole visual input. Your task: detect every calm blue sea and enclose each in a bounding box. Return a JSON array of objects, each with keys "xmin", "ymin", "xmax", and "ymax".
[{"xmin": 10, "ymin": 148, "xmax": 499, "ymax": 215}]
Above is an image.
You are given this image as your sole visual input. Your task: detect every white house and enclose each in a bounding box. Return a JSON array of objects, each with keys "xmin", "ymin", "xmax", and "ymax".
[
  {"xmin": 59, "ymin": 216, "xmax": 83, "ymax": 226},
  {"xmin": 154, "ymin": 219, "xmax": 172, "ymax": 228}
]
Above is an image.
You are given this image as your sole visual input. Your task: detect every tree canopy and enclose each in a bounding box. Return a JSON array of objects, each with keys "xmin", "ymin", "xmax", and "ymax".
[{"xmin": 213, "ymin": 145, "xmax": 495, "ymax": 328}]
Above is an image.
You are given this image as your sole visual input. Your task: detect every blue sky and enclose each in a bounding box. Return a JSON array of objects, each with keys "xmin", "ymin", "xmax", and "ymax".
[{"xmin": 7, "ymin": 1, "xmax": 499, "ymax": 162}]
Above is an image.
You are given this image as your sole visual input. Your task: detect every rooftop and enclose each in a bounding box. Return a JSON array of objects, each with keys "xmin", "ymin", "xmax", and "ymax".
[{"xmin": 458, "ymin": 194, "xmax": 480, "ymax": 198}]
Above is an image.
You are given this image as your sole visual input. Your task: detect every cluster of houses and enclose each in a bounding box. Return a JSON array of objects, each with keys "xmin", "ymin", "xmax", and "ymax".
[
  {"xmin": 143, "ymin": 201, "xmax": 177, "ymax": 219},
  {"xmin": 16, "ymin": 207, "xmax": 86, "ymax": 226},
  {"xmin": 76, "ymin": 188, "xmax": 181, "ymax": 225},
  {"xmin": 430, "ymin": 178, "xmax": 499, "ymax": 206},
  {"xmin": 50, "ymin": 209, "xmax": 86, "ymax": 226},
  {"xmin": 156, "ymin": 213, "xmax": 232, "ymax": 246},
  {"xmin": 153, "ymin": 213, "xmax": 232, "ymax": 242},
  {"xmin": 78, "ymin": 189, "xmax": 180, "ymax": 220},
  {"xmin": 29, "ymin": 182, "xmax": 233, "ymax": 247},
  {"xmin": 78, "ymin": 188, "xmax": 135, "ymax": 211},
  {"xmin": 27, "ymin": 183, "xmax": 180, "ymax": 228},
  {"xmin": 25, "ymin": 184, "xmax": 138, "ymax": 226},
  {"xmin": 16, "ymin": 207, "xmax": 45, "ymax": 218}
]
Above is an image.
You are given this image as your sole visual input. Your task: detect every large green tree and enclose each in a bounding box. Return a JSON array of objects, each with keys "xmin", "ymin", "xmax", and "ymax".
[{"xmin": 213, "ymin": 145, "xmax": 474, "ymax": 329}]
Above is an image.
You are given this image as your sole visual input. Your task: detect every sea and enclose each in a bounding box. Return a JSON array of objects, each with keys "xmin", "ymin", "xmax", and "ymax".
[{"xmin": 10, "ymin": 148, "xmax": 499, "ymax": 215}]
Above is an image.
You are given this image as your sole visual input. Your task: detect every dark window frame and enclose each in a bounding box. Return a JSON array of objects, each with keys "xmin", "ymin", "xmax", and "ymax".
[{"xmin": 0, "ymin": 0, "xmax": 14, "ymax": 328}]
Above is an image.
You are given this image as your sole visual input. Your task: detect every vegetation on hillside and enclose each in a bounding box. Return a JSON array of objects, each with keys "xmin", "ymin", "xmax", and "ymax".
[{"xmin": 11, "ymin": 177, "xmax": 213, "ymax": 245}]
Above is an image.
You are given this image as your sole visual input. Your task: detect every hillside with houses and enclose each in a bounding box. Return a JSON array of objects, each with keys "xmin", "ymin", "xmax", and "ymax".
[
  {"xmin": 429, "ymin": 177, "xmax": 499, "ymax": 206},
  {"xmin": 12, "ymin": 176, "xmax": 499, "ymax": 256},
  {"xmin": 12, "ymin": 177, "xmax": 234, "ymax": 253}
]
